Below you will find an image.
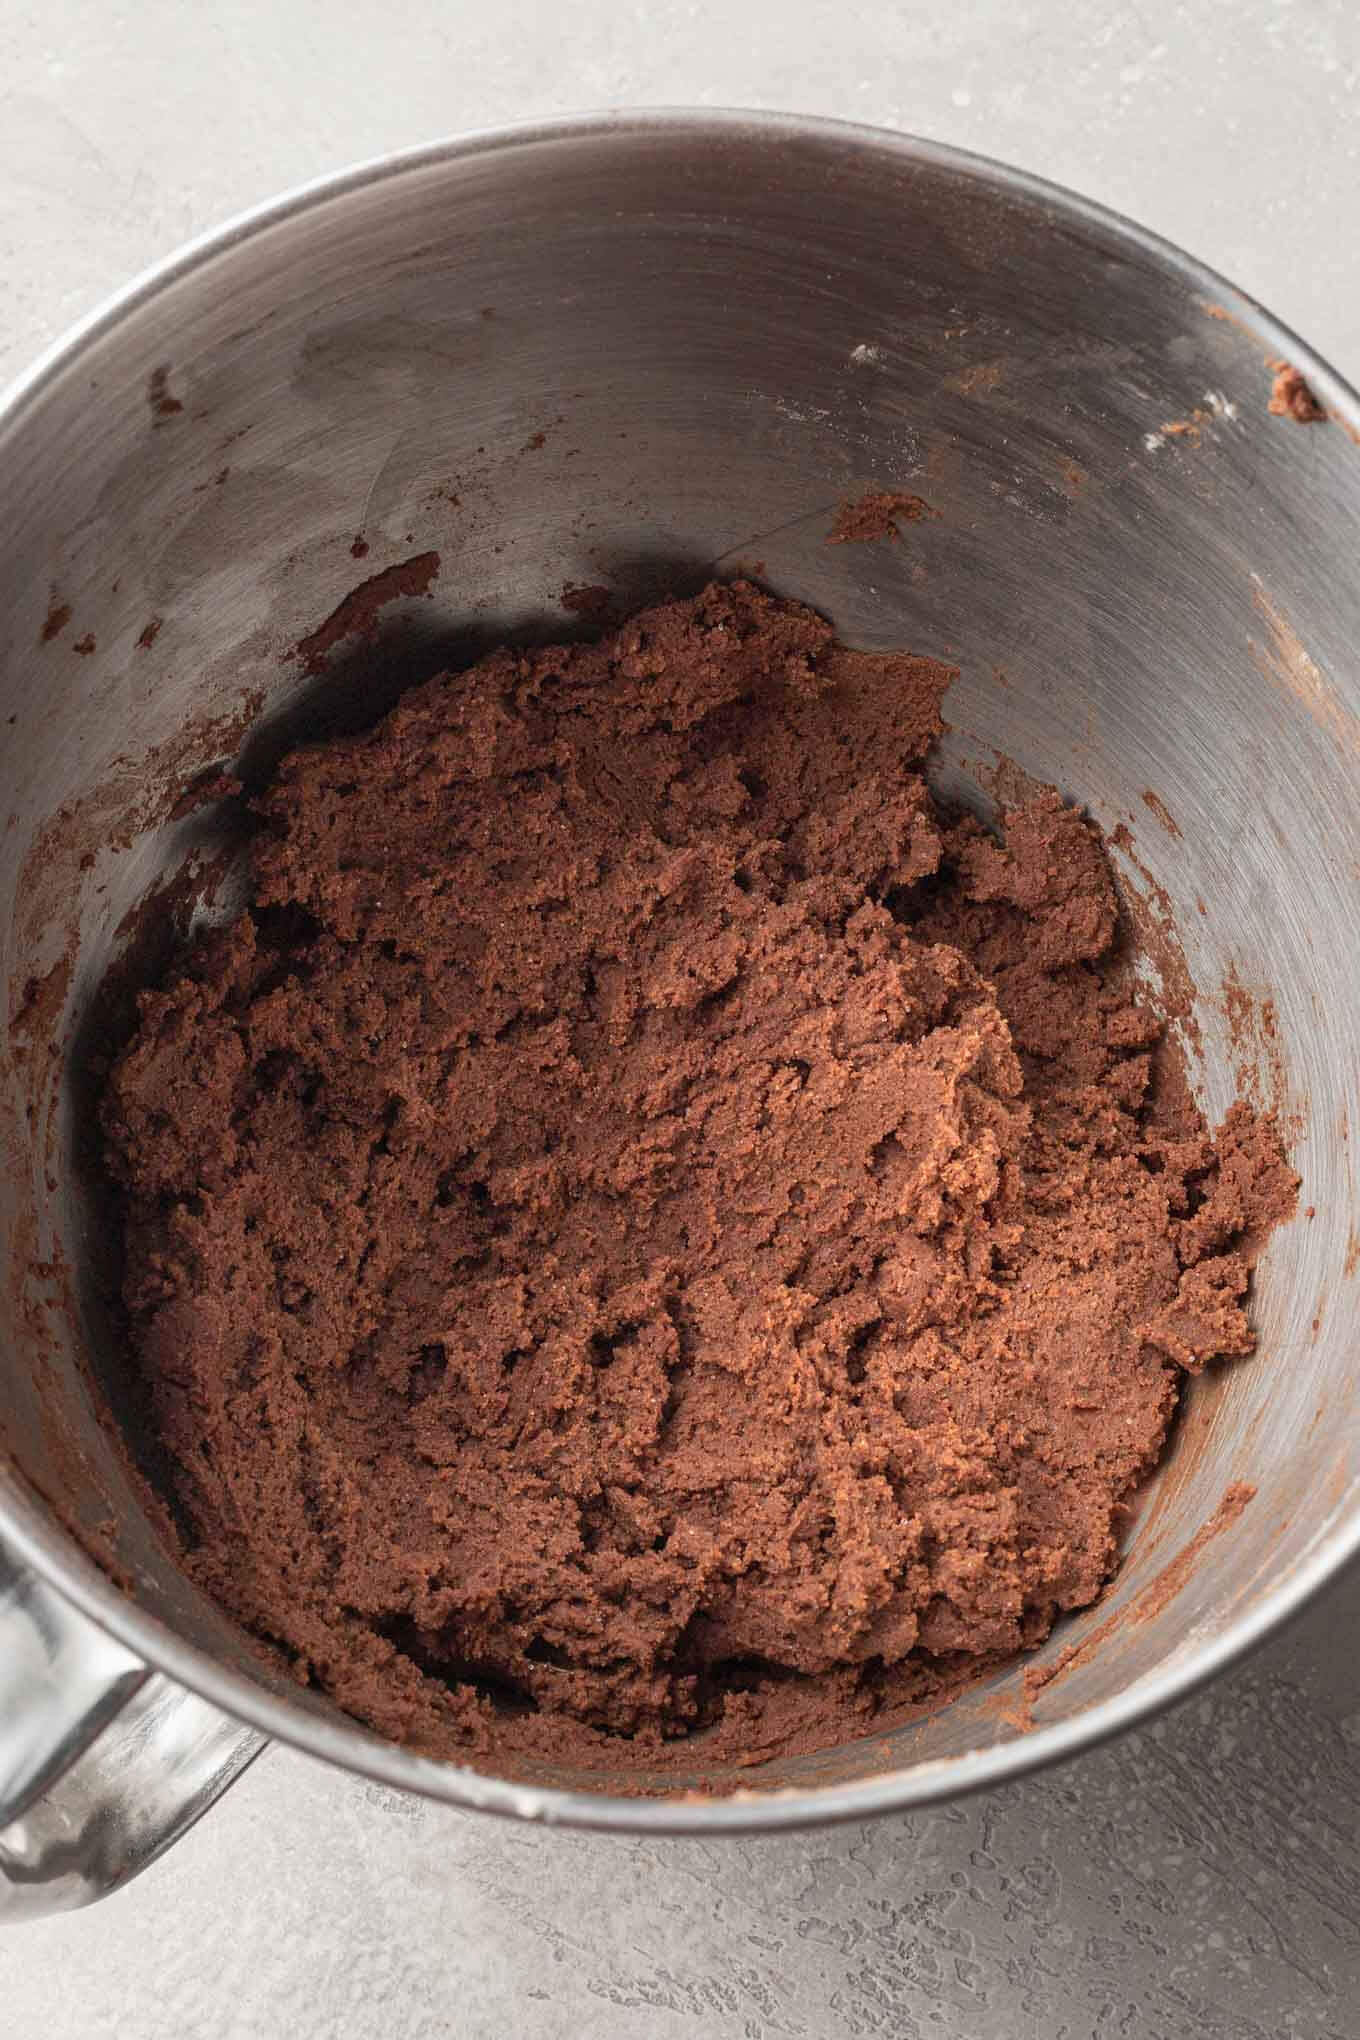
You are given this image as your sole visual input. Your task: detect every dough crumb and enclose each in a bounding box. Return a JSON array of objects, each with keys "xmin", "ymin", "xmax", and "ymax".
[
  {"xmin": 1269, "ymin": 360, "xmax": 1326, "ymax": 424},
  {"xmin": 828, "ymin": 490, "xmax": 938, "ymax": 543}
]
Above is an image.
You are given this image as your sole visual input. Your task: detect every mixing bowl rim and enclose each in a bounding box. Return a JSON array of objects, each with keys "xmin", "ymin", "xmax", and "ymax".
[{"xmin": 1, "ymin": 105, "xmax": 1356, "ymax": 1834}]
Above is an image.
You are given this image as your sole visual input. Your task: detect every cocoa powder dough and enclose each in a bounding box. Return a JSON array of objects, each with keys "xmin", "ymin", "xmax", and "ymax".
[{"xmin": 102, "ymin": 581, "xmax": 1296, "ymax": 1775}]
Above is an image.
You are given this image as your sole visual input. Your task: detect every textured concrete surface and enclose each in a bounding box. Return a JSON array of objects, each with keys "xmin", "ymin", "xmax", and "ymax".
[{"xmin": 2, "ymin": 3, "xmax": 1359, "ymax": 2034}]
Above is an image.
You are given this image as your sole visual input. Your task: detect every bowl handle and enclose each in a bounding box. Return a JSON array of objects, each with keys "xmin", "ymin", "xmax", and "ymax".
[{"xmin": 0, "ymin": 1536, "xmax": 267, "ymax": 1921}]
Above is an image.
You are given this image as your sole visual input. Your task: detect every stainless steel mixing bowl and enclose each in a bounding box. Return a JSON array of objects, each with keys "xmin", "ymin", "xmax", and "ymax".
[{"xmin": 2, "ymin": 112, "xmax": 1357, "ymax": 1920}]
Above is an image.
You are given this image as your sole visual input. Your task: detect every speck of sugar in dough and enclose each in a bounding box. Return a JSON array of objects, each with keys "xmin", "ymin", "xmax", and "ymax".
[{"xmin": 101, "ymin": 581, "xmax": 1296, "ymax": 1778}]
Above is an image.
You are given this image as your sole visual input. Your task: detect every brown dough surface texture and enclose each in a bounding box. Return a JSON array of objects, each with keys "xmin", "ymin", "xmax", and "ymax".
[{"xmin": 102, "ymin": 582, "xmax": 1295, "ymax": 1774}]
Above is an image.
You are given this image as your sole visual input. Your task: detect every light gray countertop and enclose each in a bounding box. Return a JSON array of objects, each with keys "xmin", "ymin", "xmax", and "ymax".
[{"xmin": 1, "ymin": 4, "xmax": 1358, "ymax": 2034}]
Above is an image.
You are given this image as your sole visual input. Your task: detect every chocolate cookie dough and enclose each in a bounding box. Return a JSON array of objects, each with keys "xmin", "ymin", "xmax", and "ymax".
[{"xmin": 102, "ymin": 581, "xmax": 1295, "ymax": 1772}]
